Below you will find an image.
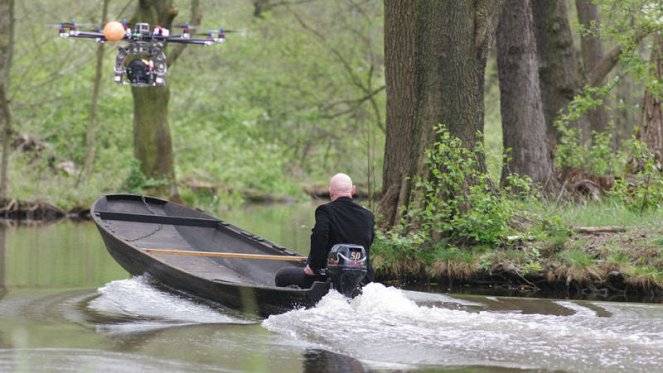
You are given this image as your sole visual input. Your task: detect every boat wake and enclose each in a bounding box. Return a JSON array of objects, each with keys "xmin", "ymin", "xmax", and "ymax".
[
  {"xmin": 262, "ymin": 282, "xmax": 663, "ymax": 372},
  {"xmin": 88, "ymin": 276, "xmax": 252, "ymax": 334}
]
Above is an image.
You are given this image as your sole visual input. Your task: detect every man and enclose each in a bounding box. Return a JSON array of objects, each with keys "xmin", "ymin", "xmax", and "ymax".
[{"xmin": 275, "ymin": 173, "xmax": 375, "ymax": 288}]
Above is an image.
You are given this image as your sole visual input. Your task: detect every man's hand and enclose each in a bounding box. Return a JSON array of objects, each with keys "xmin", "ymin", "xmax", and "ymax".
[{"xmin": 304, "ymin": 264, "xmax": 315, "ymax": 276}]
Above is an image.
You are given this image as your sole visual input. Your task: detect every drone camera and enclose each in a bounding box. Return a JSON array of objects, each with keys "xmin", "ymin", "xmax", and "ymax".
[{"xmin": 126, "ymin": 59, "xmax": 155, "ymax": 85}]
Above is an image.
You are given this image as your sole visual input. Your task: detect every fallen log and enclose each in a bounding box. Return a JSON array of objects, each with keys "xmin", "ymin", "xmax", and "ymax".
[{"xmin": 573, "ymin": 226, "xmax": 626, "ymax": 234}]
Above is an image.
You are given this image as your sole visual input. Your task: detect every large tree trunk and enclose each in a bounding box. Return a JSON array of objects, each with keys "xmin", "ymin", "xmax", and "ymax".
[
  {"xmin": 531, "ymin": 0, "xmax": 587, "ymax": 147},
  {"xmin": 378, "ymin": 0, "xmax": 503, "ymax": 229},
  {"xmin": 132, "ymin": 85, "xmax": 177, "ymax": 195},
  {"xmin": 497, "ymin": 0, "xmax": 554, "ymax": 189},
  {"xmin": 0, "ymin": 0, "xmax": 14, "ymax": 199},
  {"xmin": 635, "ymin": 34, "xmax": 663, "ymax": 170},
  {"xmin": 439, "ymin": 1, "xmax": 503, "ymax": 148},
  {"xmin": 378, "ymin": 0, "xmax": 420, "ymax": 229},
  {"xmin": 575, "ymin": 0, "xmax": 610, "ymax": 135},
  {"xmin": 130, "ymin": 0, "xmax": 200, "ymax": 199},
  {"xmin": 79, "ymin": 0, "xmax": 110, "ymax": 185}
]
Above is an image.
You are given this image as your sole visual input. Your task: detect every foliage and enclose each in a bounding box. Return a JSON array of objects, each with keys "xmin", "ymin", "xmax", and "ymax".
[
  {"xmin": 404, "ymin": 126, "xmax": 525, "ymax": 246},
  {"xmin": 6, "ymin": 0, "xmax": 385, "ymax": 209},
  {"xmin": 371, "ymin": 231, "xmax": 429, "ymax": 279},
  {"xmin": 120, "ymin": 159, "xmax": 168, "ymax": 194},
  {"xmin": 554, "ymin": 83, "xmax": 624, "ymax": 176},
  {"xmin": 611, "ymin": 138, "xmax": 663, "ymax": 211}
]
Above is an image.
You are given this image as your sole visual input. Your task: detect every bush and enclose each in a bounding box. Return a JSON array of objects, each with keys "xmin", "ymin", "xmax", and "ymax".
[
  {"xmin": 611, "ymin": 138, "xmax": 663, "ymax": 212},
  {"xmin": 404, "ymin": 126, "xmax": 525, "ymax": 246}
]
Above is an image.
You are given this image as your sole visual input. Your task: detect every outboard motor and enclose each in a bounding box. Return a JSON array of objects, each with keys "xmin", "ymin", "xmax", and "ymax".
[{"xmin": 326, "ymin": 244, "xmax": 367, "ymax": 297}]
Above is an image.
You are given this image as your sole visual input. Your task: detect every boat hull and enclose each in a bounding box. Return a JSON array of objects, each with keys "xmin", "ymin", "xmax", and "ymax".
[{"xmin": 92, "ymin": 194, "xmax": 329, "ymax": 316}]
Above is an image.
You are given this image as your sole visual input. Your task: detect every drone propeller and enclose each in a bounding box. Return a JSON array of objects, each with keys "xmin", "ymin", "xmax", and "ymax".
[
  {"xmin": 47, "ymin": 20, "xmax": 96, "ymax": 29},
  {"xmin": 193, "ymin": 29, "xmax": 237, "ymax": 41},
  {"xmin": 173, "ymin": 22, "xmax": 200, "ymax": 29},
  {"xmin": 194, "ymin": 28, "xmax": 237, "ymax": 35}
]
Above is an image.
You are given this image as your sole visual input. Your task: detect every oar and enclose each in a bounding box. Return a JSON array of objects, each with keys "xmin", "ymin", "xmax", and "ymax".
[{"xmin": 142, "ymin": 248, "xmax": 307, "ymax": 261}]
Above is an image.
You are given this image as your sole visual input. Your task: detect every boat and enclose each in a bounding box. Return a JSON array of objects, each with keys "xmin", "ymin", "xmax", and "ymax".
[
  {"xmin": 91, "ymin": 194, "xmax": 324, "ymax": 316},
  {"xmin": 91, "ymin": 194, "xmax": 366, "ymax": 316}
]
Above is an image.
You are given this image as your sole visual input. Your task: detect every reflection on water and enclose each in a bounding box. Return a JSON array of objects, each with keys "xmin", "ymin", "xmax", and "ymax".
[{"xmin": 0, "ymin": 207, "xmax": 662, "ymax": 372}]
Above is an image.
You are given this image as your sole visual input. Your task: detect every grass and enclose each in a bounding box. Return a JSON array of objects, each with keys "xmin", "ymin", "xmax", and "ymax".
[
  {"xmin": 551, "ymin": 198, "xmax": 663, "ymax": 228},
  {"xmin": 375, "ymin": 194, "xmax": 663, "ymax": 295}
]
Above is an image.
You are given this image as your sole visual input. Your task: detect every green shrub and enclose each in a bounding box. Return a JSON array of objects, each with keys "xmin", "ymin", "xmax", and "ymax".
[
  {"xmin": 405, "ymin": 126, "xmax": 524, "ymax": 246},
  {"xmin": 611, "ymin": 138, "xmax": 663, "ymax": 212}
]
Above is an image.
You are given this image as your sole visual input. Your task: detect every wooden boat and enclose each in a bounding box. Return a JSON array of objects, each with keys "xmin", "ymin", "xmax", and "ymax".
[{"xmin": 91, "ymin": 194, "xmax": 331, "ymax": 316}]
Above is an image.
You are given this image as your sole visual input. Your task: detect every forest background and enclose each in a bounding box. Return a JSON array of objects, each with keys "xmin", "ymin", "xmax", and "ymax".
[{"xmin": 1, "ymin": 0, "xmax": 663, "ymax": 295}]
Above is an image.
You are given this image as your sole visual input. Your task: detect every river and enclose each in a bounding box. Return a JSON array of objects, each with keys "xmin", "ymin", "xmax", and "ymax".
[{"xmin": 0, "ymin": 202, "xmax": 661, "ymax": 372}]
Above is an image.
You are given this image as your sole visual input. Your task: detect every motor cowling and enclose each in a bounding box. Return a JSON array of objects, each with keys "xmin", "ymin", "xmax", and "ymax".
[{"xmin": 326, "ymin": 244, "xmax": 367, "ymax": 297}]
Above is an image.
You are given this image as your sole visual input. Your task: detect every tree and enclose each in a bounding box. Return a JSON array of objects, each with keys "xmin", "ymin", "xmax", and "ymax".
[
  {"xmin": 378, "ymin": 0, "xmax": 504, "ymax": 229},
  {"xmin": 0, "ymin": 0, "xmax": 14, "ymax": 199},
  {"xmin": 531, "ymin": 0, "xmax": 586, "ymax": 147},
  {"xmin": 533, "ymin": 0, "xmax": 653, "ymax": 150},
  {"xmin": 635, "ymin": 34, "xmax": 663, "ymax": 169},
  {"xmin": 130, "ymin": 0, "xmax": 200, "ymax": 199},
  {"xmin": 78, "ymin": 0, "xmax": 110, "ymax": 184},
  {"xmin": 497, "ymin": 0, "xmax": 554, "ymax": 189},
  {"xmin": 575, "ymin": 0, "xmax": 610, "ymax": 135},
  {"xmin": 378, "ymin": 0, "xmax": 419, "ymax": 228}
]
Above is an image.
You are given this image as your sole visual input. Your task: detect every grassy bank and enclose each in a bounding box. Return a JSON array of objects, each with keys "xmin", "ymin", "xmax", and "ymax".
[{"xmin": 372, "ymin": 199, "xmax": 663, "ymax": 299}]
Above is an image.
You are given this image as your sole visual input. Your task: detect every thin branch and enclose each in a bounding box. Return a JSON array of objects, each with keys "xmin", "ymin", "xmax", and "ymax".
[{"xmin": 287, "ymin": 4, "xmax": 384, "ymax": 132}]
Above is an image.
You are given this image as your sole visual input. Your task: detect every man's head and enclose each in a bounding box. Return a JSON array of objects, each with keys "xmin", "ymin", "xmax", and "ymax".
[{"xmin": 329, "ymin": 173, "xmax": 355, "ymax": 201}]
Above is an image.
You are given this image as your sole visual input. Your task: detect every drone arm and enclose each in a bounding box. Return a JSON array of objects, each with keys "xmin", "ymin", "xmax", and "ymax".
[
  {"xmin": 165, "ymin": 37, "xmax": 214, "ymax": 46},
  {"xmin": 65, "ymin": 31, "xmax": 109, "ymax": 41}
]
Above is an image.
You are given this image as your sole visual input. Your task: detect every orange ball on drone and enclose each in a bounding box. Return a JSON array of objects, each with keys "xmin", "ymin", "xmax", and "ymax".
[{"xmin": 103, "ymin": 21, "xmax": 125, "ymax": 42}]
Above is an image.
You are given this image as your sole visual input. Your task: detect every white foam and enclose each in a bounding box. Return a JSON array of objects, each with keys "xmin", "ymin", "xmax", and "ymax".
[
  {"xmin": 262, "ymin": 283, "xmax": 663, "ymax": 371},
  {"xmin": 89, "ymin": 276, "xmax": 249, "ymax": 326}
]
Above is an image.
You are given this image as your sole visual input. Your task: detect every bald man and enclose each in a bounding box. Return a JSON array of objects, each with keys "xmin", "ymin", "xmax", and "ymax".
[{"xmin": 275, "ymin": 173, "xmax": 375, "ymax": 289}]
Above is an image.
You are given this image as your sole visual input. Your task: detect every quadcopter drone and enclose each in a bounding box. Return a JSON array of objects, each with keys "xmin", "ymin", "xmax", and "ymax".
[{"xmin": 58, "ymin": 20, "xmax": 225, "ymax": 87}]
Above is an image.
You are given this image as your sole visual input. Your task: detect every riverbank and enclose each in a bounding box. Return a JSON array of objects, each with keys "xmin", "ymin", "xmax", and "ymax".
[
  {"xmin": 372, "ymin": 209, "xmax": 663, "ymax": 302},
  {"xmin": 0, "ymin": 198, "xmax": 90, "ymax": 221},
  {"xmin": 2, "ymin": 194, "xmax": 661, "ymax": 302}
]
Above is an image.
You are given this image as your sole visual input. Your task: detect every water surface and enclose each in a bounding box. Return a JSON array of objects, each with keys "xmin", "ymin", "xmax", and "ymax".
[{"xmin": 0, "ymin": 205, "xmax": 661, "ymax": 372}]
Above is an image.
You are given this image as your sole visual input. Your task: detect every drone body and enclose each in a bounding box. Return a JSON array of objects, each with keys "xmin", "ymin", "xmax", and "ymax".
[{"xmin": 58, "ymin": 20, "xmax": 225, "ymax": 87}]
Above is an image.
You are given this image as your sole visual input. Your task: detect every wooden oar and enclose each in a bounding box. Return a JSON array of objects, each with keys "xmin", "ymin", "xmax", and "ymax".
[{"xmin": 142, "ymin": 248, "xmax": 307, "ymax": 261}]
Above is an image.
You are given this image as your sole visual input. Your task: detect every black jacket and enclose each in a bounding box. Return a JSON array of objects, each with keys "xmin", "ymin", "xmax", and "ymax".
[{"xmin": 308, "ymin": 197, "xmax": 375, "ymax": 281}]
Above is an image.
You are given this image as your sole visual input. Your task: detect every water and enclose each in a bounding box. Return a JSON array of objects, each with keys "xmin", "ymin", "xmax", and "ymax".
[{"xmin": 0, "ymin": 204, "xmax": 662, "ymax": 372}]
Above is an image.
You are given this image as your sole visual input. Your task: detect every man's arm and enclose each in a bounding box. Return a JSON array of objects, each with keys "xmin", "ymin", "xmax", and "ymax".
[{"xmin": 307, "ymin": 205, "xmax": 330, "ymax": 273}]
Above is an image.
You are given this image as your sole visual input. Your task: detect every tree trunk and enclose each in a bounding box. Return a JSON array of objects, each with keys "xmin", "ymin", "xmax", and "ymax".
[
  {"xmin": 531, "ymin": 0, "xmax": 587, "ymax": 146},
  {"xmin": 78, "ymin": 0, "xmax": 110, "ymax": 185},
  {"xmin": 497, "ymin": 0, "xmax": 554, "ymax": 189},
  {"xmin": 635, "ymin": 34, "xmax": 663, "ymax": 169},
  {"xmin": 378, "ymin": 0, "xmax": 504, "ymax": 230},
  {"xmin": 378, "ymin": 0, "xmax": 419, "ymax": 229},
  {"xmin": 132, "ymin": 85, "xmax": 177, "ymax": 195},
  {"xmin": 439, "ymin": 1, "xmax": 500, "ymax": 147},
  {"xmin": 130, "ymin": 0, "xmax": 200, "ymax": 199},
  {"xmin": 575, "ymin": 0, "xmax": 610, "ymax": 135},
  {"xmin": 252, "ymin": 0, "xmax": 271, "ymax": 18},
  {"xmin": 0, "ymin": 0, "xmax": 14, "ymax": 199}
]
